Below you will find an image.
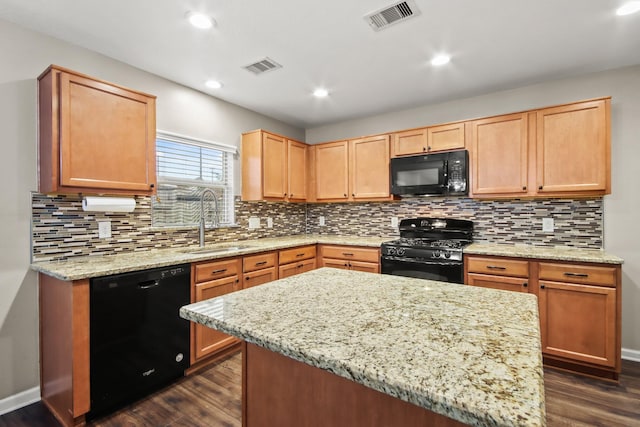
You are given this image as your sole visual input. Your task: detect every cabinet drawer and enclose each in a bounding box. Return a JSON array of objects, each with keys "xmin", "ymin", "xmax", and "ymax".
[
  {"xmin": 320, "ymin": 245, "xmax": 379, "ymax": 263},
  {"xmin": 538, "ymin": 262, "xmax": 616, "ymax": 287},
  {"xmin": 279, "ymin": 258, "xmax": 316, "ymax": 279},
  {"xmin": 243, "ymin": 252, "xmax": 277, "ymax": 273},
  {"xmin": 466, "ymin": 256, "xmax": 529, "ymax": 277},
  {"xmin": 279, "ymin": 245, "xmax": 316, "ymax": 265},
  {"xmin": 467, "ymin": 273, "xmax": 529, "ymax": 293},
  {"xmin": 194, "ymin": 258, "xmax": 241, "ymax": 283},
  {"xmin": 244, "ymin": 267, "xmax": 277, "ymax": 288}
]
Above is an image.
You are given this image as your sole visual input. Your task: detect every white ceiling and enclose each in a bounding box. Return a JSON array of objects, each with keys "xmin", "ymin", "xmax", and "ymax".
[{"xmin": 1, "ymin": 0, "xmax": 639, "ymax": 128}]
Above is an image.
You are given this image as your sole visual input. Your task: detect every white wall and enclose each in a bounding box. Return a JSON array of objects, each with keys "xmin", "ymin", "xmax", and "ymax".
[
  {"xmin": 0, "ymin": 18, "xmax": 303, "ymax": 401},
  {"xmin": 307, "ymin": 65, "xmax": 640, "ymax": 354}
]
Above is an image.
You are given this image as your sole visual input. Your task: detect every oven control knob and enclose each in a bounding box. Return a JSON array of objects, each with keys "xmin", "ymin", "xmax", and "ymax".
[
  {"xmin": 433, "ymin": 251, "xmax": 441, "ymax": 258},
  {"xmin": 444, "ymin": 252, "xmax": 451, "ymax": 259},
  {"xmin": 388, "ymin": 248, "xmax": 396, "ymax": 255},
  {"xmin": 397, "ymin": 248, "xmax": 406, "ymax": 256}
]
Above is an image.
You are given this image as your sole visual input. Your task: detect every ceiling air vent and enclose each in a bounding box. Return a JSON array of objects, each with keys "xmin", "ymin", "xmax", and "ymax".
[
  {"xmin": 243, "ymin": 57, "xmax": 282, "ymax": 75},
  {"xmin": 364, "ymin": 0, "xmax": 420, "ymax": 31}
]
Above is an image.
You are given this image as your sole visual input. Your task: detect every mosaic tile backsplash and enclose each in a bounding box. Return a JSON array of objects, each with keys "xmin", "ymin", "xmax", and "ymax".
[{"xmin": 32, "ymin": 193, "xmax": 603, "ymax": 261}]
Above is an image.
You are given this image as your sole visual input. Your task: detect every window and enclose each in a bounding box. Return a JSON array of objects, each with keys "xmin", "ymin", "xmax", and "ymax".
[{"xmin": 152, "ymin": 131, "xmax": 235, "ymax": 227}]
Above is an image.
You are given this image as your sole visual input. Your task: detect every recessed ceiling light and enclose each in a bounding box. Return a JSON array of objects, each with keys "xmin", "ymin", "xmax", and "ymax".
[
  {"xmin": 313, "ymin": 88, "xmax": 329, "ymax": 98},
  {"xmin": 616, "ymin": 1, "xmax": 640, "ymax": 15},
  {"xmin": 205, "ymin": 80, "xmax": 222, "ymax": 89},
  {"xmin": 188, "ymin": 12, "xmax": 214, "ymax": 29},
  {"xmin": 430, "ymin": 54, "xmax": 451, "ymax": 66}
]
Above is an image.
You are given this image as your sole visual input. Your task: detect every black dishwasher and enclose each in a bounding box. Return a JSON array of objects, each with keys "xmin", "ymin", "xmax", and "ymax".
[{"xmin": 88, "ymin": 264, "xmax": 191, "ymax": 419}]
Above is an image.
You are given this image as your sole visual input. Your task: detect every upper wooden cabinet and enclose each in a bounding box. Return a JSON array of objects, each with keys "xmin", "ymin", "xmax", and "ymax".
[
  {"xmin": 469, "ymin": 113, "xmax": 530, "ymax": 196},
  {"xmin": 392, "ymin": 122, "xmax": 465, "ymax": 157},
  {"xmin": 469, "ymin": 97, "xmax": 611, "ymax": 198},
  {"xmin": 241, "ymin": 130, "xmax": 308, "ymax": 202},
  {"xmin": 536, "ymin": 99, "xmax": 610, "ymax": 195},
  {"xmin": 38, "ymin": 65, "xmax": 156, "ymax": 195},
  {"xmin": 315, "ymin": 135, "xmax": 391, "ymax": 202}
]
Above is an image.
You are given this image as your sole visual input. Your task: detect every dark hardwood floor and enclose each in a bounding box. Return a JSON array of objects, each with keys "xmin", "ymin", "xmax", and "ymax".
[{"xmin": 1, "ymin": 354, "xmax": 639, "ymax": 426}]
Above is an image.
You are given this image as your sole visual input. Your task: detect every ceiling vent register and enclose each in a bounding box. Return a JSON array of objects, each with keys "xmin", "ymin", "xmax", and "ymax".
[
  {"xmin": 365, "ymin": 0, "xmax": 420, "ymax": 31},
  {"xmin": 243, "ymin": 57, "xmax": 283, "ymax": 75}
]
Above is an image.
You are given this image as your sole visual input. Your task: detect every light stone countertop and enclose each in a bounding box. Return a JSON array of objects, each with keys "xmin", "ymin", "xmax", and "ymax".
[
  {"xmin": 30, "ymin": 235, "xmax": 391, "ymax": 281},
  {"xmin": 465, "ymin": 243, "xmax": 624, "ymax": 264},
  {"xmin": 180, "ymin": 268, "xmax": 546, "ymax": 427}
]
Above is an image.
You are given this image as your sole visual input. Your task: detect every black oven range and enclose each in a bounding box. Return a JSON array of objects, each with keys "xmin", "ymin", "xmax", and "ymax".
[{"xmin": 381, "ymin": 217, "xmax": 473, "ymax": 284}]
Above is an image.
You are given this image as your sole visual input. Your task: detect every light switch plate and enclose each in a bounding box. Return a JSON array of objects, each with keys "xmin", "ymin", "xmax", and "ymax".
[
  {"xmin": 98, "ymin": 221, "xmax": 112, "ymax": 239},
  {"xmin": 391, "ymin": 217, "xmax": 399, "ymax": 228},
  {"xmin": 542, "ymin": 217, "xmax": 554, "ymax": 233},
  {"xmin": 248, "ymin": 217, "xmax": 260, "ymax": 229},
  {"xmin": 267, "ymin": 217, "xmax": 273, "ymax": 228},
  {"xmin": 319, "ymin": 216, "xmax": 326, "ymax": 226}
]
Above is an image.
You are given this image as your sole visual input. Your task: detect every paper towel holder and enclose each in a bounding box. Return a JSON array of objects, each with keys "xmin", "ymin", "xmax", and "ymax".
[{"xmin": 82, "ymin": 196, "xmax": 136, "ymax": 213}]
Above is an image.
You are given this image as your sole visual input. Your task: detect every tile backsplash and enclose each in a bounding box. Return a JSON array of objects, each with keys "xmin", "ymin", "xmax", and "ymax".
[{"xmin": 32, "ymin": 193, "xmax": 603, "ymax": 261}]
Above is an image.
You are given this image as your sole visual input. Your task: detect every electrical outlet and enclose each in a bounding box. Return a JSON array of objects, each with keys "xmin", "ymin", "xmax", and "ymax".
[
  {"xmin": 319, "ymin": 216, "xmax": 325, "ymax": 226},
  {"xmin": 267, "ymin": 217, "xmax": 273, "ymax": 228},
  {"xmin": 248, "ymin": 217, "xmax": 260, "ymax": 229},
  {"xmin": 542, "ymin": 217, "xmax": 554, "ymax": 233},
  {"xmin": 390, "ymin": 217, "xmax": 399, "ymax": 228},
  {"xmin": 98, "ymin": 221, "xmax": 112, "ymax": 239}
]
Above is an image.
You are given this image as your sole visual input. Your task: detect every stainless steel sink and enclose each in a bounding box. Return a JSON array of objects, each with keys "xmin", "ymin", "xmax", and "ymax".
[{"xmin": 182, "ymin": 245, "xmax": 253, "ymax": 255}]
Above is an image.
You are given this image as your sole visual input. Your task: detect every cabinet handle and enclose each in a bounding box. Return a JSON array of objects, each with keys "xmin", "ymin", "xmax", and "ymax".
[
  {"xmin": 564, "ymin": 272, "xmax": 589, "ymax": 278},
  {"xmin": 523, "ymin": 282, "xmax": 528, "ymax": 287},
  {"xmin": 296, "ymin": 253, "xmax": 306, "ymax": 257},
  {"xmin": 297, "ymin": 264, "xmax": 304, "ymax": 268},
  {"xmin": 540, "ymin": 284, "xmax": 545, "ymax": 289},
  {"xmin": 342, "ymin": 252, "xmax": 354, "ymax": 256},
  {"xmin": 522, "ymin": 186, "xmax": 527, "ymax": 191},
  {"xmin": 538, "ymin": 186, "xmax": 543, "ymax": 190},
  {"xmin": 486, "ymin": 265, "xmax": 506, "ymax": 270},
  {"xmin": 255, "ymin": 261, "xmax": 267, "ymax": 266},
  {"xmin": 211, "ymin": 268, "xmax": 227, "ymax": 274}
]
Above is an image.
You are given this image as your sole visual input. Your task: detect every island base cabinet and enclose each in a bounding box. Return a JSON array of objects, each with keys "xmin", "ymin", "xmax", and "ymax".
[{"xmin": 242, "ymin": 342, "xmax": 465, "ymax": 427}]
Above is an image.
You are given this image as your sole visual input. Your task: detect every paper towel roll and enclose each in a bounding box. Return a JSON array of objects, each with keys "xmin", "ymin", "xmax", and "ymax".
[{"xmin": 82, "ymin": 196, "xmax": 136, "ymax": 213}]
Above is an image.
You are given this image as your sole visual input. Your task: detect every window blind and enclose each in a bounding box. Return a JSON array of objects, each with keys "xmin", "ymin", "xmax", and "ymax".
[{"xmin": 152, "ymin": 131, "xmax": 235, "ymax": 227}]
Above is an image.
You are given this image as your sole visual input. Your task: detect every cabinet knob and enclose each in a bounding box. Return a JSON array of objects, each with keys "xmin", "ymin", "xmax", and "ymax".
[
  {"xmin": 522, "ymin": 186, "xmax": 527, "ymax": 191},
  {"xmin": 344, "ymin": 263, "xmax": 348, "ymax": 267},
  {"xmin": 246, "ymin": 276, "xmax": 251, "ymax": 280},
  {"xmin": 236, "ymin": 279, "xmax": 239, "ymax": 283},
  {"xmin": 284, "ymin": 193, "xmax": 287, "ymax": 197},
  {"xmin": 344, "ymin": 193, "xmax": 347, "ymax": 198},
  {"xmin": 422, "ymin": 147, "xmax": 427, "ymax": 152},
  {"xmin": 290, "ymin": 193, "xmax": 293, "ymax": 198},
  {"xmin": 538, "ymin": 186, "xmax": 543, "ymax": 190},
  {"xmin": 427, "ymin": 146, "xmax": 432, "ymax": 151},
  {"xmin": 523, "ymin": 282, "xmax": 528, "ymax": 287},
  {"xmin": 150, "ymin": 183, "xmax": 155, "ymax": 189},
  {"xmin": 352, "ymin": 193, "xmax": 355, "ymax": 197},
  {"xmin": 540, "ymin": 284, "xmax": 545, "ymax": 289}
]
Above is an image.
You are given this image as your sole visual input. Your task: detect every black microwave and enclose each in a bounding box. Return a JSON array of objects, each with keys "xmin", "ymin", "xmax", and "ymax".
[{"xmin": 390, "ymin": 149, "xmax": 468, "ymax": 197}]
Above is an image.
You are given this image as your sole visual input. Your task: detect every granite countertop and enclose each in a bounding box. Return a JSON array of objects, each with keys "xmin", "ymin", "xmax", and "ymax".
[
  {"xmin": 30, "ymin": 235, "xmax": 390, "ymax": 281},
  {"xmin": 465, "ymin": 243, "xmax": 624, "ymax": 265},
  {"xmin": 180, "ymin": 268, "xmax": 546, "ymax": 427}
]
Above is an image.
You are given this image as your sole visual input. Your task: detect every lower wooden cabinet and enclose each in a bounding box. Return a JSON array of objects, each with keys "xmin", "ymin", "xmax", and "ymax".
[
  {"xmin": 320, "ymin": 245, "xmax": 380, "ymax": 273},
  {"xmin": 243, "ymin": 252, "xmax": 278, "ymax": 288},
  {"xmin": 279, "ymin": 245, "xmax": 317, "ymax": 279},
  {"xmin": 191, "ymin": 258, "xmax": 242, "ymax": 364},
  {"xmin": 464, "ymin": 254, "xmax": 621, "ymax": 380}
]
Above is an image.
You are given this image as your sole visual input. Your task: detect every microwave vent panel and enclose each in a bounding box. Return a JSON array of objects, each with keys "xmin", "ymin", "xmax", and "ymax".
[{"xmin": 364, "ymin": 1, "xmax": 420, "ymax": 31}]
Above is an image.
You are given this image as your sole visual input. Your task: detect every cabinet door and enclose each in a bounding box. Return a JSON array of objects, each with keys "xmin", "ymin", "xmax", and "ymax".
[
  {"xmin": 349, "ymin": 260, "xmax": 379, "ymax": 274},
  {"xmin": 392, "ymin": 128, "xmax": 427, "ymax": 156},
  {"xmin": 538, "ymin": 280, "xmax": 617, "ymax": 368},
  {"xmin": 321, "ymin": 258, "xmax": 350, "ymax": 270},
  {"xmin": 427, "ymin": 123, "xmax": 465, "ymax": 152},
  {"xmin": 350, "ymin": 135, "xmax": 390, "ymax": 200},
  {"xmin": 58, "ymin": 71, "xmax": 156, "ymax": 192},
  {"xmin": 193, "ymin": 275, "xmax": 241, "ymax": 360},
  {"xmin": 315, "ymin": 141, "xmax": 349, "ymax": 200},
  {"xmin": 467, "ymin": 273, "xmax": 529, "ymax": 293},
  {"xmin": 287, "ymin": 140, "xmax": 307, "ymax": 201},
  {"xmin": 536, "ymin": 99, "xmax": 609, "ymax": 194},
  {"xmin": 279, "ymin": 259, "xmax": 316, "ymax": 279},
  {"xmin": 470, "ymin": 113, "xmax": 529, "ymax": 196},
  {"xmin": 262, "ymin": 133, "xmax": 287, "ymax": 199},
  {"xmin": 244, "ymin": 267, "xmax": 277, "ymax": 288}
]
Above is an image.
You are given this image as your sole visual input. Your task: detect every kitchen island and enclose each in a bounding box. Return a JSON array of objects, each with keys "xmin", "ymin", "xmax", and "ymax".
[{"xmin": 180, "ymin": 268, "xmax": 546, "ymax": 426}]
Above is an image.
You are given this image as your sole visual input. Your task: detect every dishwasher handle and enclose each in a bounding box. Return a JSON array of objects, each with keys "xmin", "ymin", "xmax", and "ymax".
[{"xmin": 138, "ymin": 279, "xmax": 160, "ymax": 290}]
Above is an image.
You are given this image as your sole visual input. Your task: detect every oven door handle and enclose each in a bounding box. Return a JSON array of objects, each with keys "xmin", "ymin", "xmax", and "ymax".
[{"xmin": 381, "ymin": 256, "xmax": 462, "ymax": 266}]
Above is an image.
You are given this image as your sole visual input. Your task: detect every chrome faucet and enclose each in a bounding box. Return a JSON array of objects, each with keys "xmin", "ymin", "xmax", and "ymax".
[{"xmin": 199, "ymin": 189, "xmax": 220, "ymax": 247}]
